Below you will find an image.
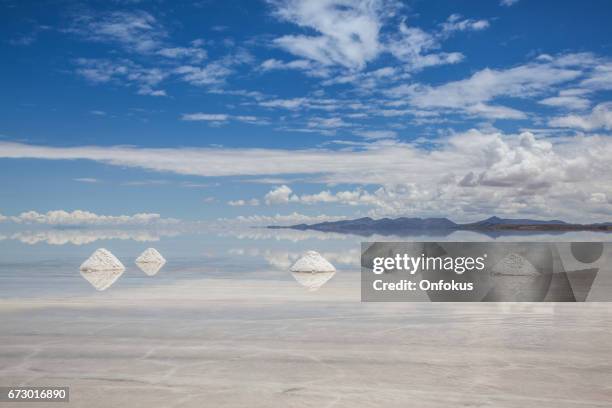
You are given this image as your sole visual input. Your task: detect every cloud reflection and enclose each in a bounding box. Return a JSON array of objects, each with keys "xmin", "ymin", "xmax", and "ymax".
[{"xmin": 7, "ymin": 229, "xmax": 180, "ymax": 245}]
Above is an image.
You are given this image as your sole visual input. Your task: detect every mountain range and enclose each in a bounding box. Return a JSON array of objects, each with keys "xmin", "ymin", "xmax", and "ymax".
[{"xmin": 268, "ymin": 216, "xmax": 612, "ymax": 236}]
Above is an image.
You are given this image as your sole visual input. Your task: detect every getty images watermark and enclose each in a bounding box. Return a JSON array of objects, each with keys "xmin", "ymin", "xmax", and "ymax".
[{"xmin": 361, "ymin": 242, "xmax": 610, "ymax": 302}]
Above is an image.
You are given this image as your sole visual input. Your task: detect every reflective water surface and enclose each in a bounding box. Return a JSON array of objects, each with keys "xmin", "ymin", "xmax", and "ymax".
[{"xmin": 1, "ymin": 228, "xmax": 611, "ymax": 407}]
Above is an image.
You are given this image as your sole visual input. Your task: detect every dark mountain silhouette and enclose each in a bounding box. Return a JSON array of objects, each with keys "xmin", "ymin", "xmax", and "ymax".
[
  {"xmin": 268, "ymin": 216, "xmax": 612, "ymax": 235},
  {"xmin": 468, "ymin": 216, "xmax": 568, "ymax": 227}
]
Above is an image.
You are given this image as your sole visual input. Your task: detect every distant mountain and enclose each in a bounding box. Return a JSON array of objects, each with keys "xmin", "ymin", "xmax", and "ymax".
[
  {"xmin": 466, "ymin": 216, "xmax": 568, "ymax": 227},
  {"xmin": 268, "ymin": 216, "xmax": 612, "ymax": 235},
  {"xmin": 287, "ymin": 217, "xmax": 457, "ymax": 233}
]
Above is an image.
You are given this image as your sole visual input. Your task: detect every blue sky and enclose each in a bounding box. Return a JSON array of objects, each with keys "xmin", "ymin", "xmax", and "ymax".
[{"xmin": 1, "ymin": 0, "xmax": 612, "ymax": 226}]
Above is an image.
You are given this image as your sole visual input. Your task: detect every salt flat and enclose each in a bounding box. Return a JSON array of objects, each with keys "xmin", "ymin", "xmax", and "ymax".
[{"xmin": 1, "ymin": 272, "xmax": 611, "ymax": 408}]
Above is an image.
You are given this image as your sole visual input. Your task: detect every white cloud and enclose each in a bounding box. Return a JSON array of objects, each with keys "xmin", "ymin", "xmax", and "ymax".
[
  {"xmin": 580, "ymin": 62, "xmax": 612, "ymax": 91},
  {"xmin": 181, "ymin": 113, "xmax": 267, "ymax": 125},
  {"xmin": 265, "ymin": 185, "xmax": 295, "ymax": 205},
  {"xmin": 500, "ymin": 0, "xmax": 520, "ymax": 6},
  {"xmin": 548, "ymin": 103, "xmax": 612, "ymax": 131},
  {"xmin": 387, "ymin": 57, "xmax": 583, "ymax": 119},
  {"xmin": 174, "ymin": 49, "xmax": 253, "ymax": 88},
  {"xmin": 258, "ymin": 97, "xmax": 340, "ymax": 111},
  {"xmin": 464, "ymin": 103, "xmax": 527, "ymax": 120},
  {"xmin": 259, "ymin": 186, "xmax": 377, "ymax": 206},
  {"xmin": 182, "ymin": 113, "xmax": 229, "ymax": 122},
  {"xmin": 2, "ymin": 130, "xmax": 612, "ymax": 222},
  {"xmin": 73, "ymin": 177, "xmax": 100, "ymax": 183},
  {"xmin": 307, "ymin": 117, "xmax": 350, "ymax": 129},
  {"xmin": 228, "ymin": 199, "xmax": 260, "ymax": 206},
  {"xmin": 539, "ymin": 95, "xmax": 591, "ymax": 111},
  {"xmin": 259, "ymin": 58, "xmax": 326, "ymax": 77},
  {"xmin": 174, "ymin": 63, "xmax": 232, "ymax": 87},
  {"xmin": 68, "ymin": 10, "xmax": 165, "ymax": 53},
  {"xmin": 8, "ymin": 229, "xmax": 179, "ymax": 246},
  {"xmin": 157, "ymin": 45, "xmax": 207, "ymax": 62},
  {"xmin": 387, "ymin": 23, "xmax": 464, "ymax": 71},
  {"xmin": 353, "ymin": 130, "xmax": 397, "ymax": 139},
  {"xmin": 222, "ymin": 212, "xmax": 347, "ymax": 226},
  {"xmin": 269, "ymin": 0, "xmax": 395, "ymax": 69},
  {"xmin": 440, "ymin": 14, "xmax": 490, "ymax": 35},
  {"xmin": 5, "ymin": 210, "xmax": 179, "ymax": 226},
  {"xmin": 75, "ymin": 58, "xmax": 167, "ymax": 96}
]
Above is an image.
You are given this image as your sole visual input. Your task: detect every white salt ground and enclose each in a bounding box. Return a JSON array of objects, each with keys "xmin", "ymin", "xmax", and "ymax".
[
  {"xmin": 80, "ymin": 248, "xmax": 125, "ymax": 272},
  {"xmin": 135, "ymin": 248, "xmax": 166, "ymax": 264},
  {"xmin": 290, "ymin": 251, "xmax": 336, "ymax": 273}
]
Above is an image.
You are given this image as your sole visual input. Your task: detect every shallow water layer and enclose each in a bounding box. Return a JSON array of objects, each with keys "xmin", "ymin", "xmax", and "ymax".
[{"xmin": 0, "ymin": 229, "xmax": 611, "ymax": 407}]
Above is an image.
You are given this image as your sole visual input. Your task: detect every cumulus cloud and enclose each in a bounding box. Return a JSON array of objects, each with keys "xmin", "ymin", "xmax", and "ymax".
[
  {"xmin": 1, "ymin": 130, "xmax": 612, "ymax": 222},
  {"xmin": 548, "ymin": 103, "xmax": 612, "ymax": 130},
  {"xmin": 4, "ymin": 210, "xmax": 179, "ymax": 226},
  {"xmin": 265, "ymin": 185, "xmax": 295, "ymax": 205},
  {"xmin": 259, "ymin": 186, "xmax": 378, "ymax": 206}
]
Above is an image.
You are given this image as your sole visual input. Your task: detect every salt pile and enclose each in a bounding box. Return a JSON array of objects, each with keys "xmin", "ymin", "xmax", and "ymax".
[
  {"xmin": 291, "ymin": 270, "xmax": 336, "ymax": 292},
  {"xmin": 79, "ymin": 248, "xmax": 125, "ymax": 291},
  {"xmin": 290, "ymin": 251, "xmax": 336, "ymax": 291},
  {"xmin": 80, "ymin": 248, "xmax": 125, "ymax": 272},
  {"xmin": 289, "ymin": 250, "xmax": 336, "ymax": 273},
  {"xmin": 135, "ymin": 248, "xmax": 166, "ymax": 276},
  {"xmin": 492, "ymin": 253, "xmax": 539, "ymax": 276},
  {"xmin": 80, "ymin": 269, "xmax": 125, "ymax": 291}
]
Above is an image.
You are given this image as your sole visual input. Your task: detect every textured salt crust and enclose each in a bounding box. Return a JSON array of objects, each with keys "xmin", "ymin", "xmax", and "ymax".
[
  {"xmin": 492, "ymin": 253, "xmax": 539, "ymax": 276},
  {"xmin": 291, "ymin": 271, "xmax": 336, "ymax": 291},
  {"xmin": 135, "ymin": 248, "xmax": 166, "ymax": 264},
  {"xmin": 80, "ymin": 248, "xmax": 125, "ymax": 272},
  {"xmin": 290, "ymin": 251, "xmax": 336, "ymax": 273}
]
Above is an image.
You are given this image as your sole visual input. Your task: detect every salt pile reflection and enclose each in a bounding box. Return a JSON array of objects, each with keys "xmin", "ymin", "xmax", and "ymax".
[{"xmin": 290, "ymin": 270, "xmax": 336, "ymax": 291}]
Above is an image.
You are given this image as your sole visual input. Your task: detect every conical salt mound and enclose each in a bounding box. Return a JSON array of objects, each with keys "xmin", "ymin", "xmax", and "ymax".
[
  {"xmin": 135, "ymin": 248, "xmax": 166, "ymax": 264},
  {"xmin": 135, "ymin": 248, "xmax": 166, "ymax": 276},
  {"xmin": 80, "ymin": 248, "xmax": 125, "ymax": 272},
  {"xmin": 290, "ymin": 251, "xmax": 335, "ymax": 273}
]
